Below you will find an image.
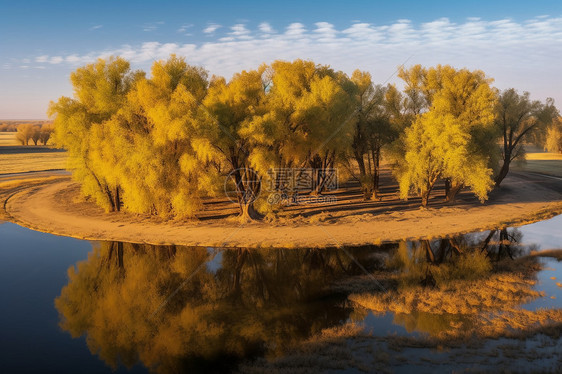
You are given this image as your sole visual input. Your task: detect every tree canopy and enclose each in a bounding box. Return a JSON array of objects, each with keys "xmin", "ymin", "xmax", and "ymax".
[
  {"xmin": 395, "ymin": 65, "xmax": 497, "ymax": 206},
  {"xmin": 49, "ymin": 56, "xmax": 558, "ymax": 216},
  {"xmin": 493, "ymin": 89, "xmax": 559, "ymax": 186}
]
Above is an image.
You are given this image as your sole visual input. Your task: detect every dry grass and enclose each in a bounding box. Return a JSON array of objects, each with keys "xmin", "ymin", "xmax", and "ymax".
[
  {"xmin": 531, "ymin": 249, "xmax": 562, "ymax": 260},
  {"xmin": 0, "ymin": 132, "xmax": 67, "ymax": 174},
  {"xmin": 512, "ymin": 149, "xmax": 562, "ymax": 177},
  {"xmin": 350, "ymin": 272, "xmax": 541, "ymax": 315},
  {"xmin": 237, "ymin": 308, "xmax": 562, "ymax": 373},
  {"xmin": 0, "ymin": 148, "xmax": 67, "ymax": 174},
  {"xmin": 0, "ymin": 132, "xmax": 19, "ymax": 146},
  {"xmin": 526, "ymin": 152, "xmax": 562, "ymax": 161},
  {"xmin": 235, "ymin": 244, "xmax": 562, "ymax": 372},
  {"xmin": 350, "ymin": 254, "xmax": 543, "ymax": 314},
  {"xmin": 236, "ymin": 323, "xmax": 373, "ymax": 374},
  {"xmin": 345, "ymin": 254, "xmax": 562, "ymax": 345}
]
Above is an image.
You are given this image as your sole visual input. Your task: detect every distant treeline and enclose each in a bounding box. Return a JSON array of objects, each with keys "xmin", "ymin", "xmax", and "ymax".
[
  {"xmin": 49, "ymin": 56, "xmax": 560, "ymax": 219},
  {"xmin": 5, "ymin": 122, "xmax": 54, "ymax": 145},
  {"xmin": 0, "ymin": 121, "xmax": 52, "ymax": 132}
]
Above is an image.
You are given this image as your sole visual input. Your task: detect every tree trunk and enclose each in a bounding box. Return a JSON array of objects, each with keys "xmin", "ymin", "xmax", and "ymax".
[
  {"xmin": 371, "ymin": 147, "xmax": 380, "ymax": 200},
  {"xmin": 353, "ymin": 150, "xmax": 372, "ymax": 200},
  {"xmin": 363, "ymin": 186, "xmax": 373, "ymax": 200},
  {"xmin": 240, "ymin": 202, "xmax": 262, "ymax": 222},
  {"xmin": 232, "ymin": 164, "xmax": 262, "ymax": 221},
  {"xmin": 494, "ymin": 156, "xmax": 510, "ymax": 187},
  {"xmin": 114, "ymin": 186, "xmax": 121, "ymax": 212},
  {"xmin": 444, "ymin": 178, "xmax": 451, "ymax": 198},
  {"xmin": 104, "ymin": 185, "xmax": 116, "ymax": 211},
  {"xmin": 445, "ymin": 181, "xmax": 463, "ymax": 202},
  {"xmin": 421, "ymin": 190, "xmax": 430, "ymax": 207},
  {"xmin": 353, "ymin": 150, "xmax": 366, "ymax": 179}
]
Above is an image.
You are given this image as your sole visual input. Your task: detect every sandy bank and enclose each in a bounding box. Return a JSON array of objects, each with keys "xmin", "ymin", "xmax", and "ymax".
[{"xmin": 3, "ymin": 172, "xmax": 562, "ymax": 248}]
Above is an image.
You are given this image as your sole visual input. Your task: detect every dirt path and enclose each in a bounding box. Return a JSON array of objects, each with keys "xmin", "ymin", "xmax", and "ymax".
[{"xmin": 3, "ymin": 172, "xmax": 562, "ymax": 248}]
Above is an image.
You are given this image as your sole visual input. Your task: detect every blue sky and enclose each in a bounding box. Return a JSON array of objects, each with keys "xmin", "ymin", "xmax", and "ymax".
[{"xmin": 1, "ymin": 0, "xmax": 562, "ymax": 119}]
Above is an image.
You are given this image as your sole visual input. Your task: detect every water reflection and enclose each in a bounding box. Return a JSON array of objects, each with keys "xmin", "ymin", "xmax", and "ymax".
[
  {"xmin": 415, "ymin": 227, "xmax": 529, "ymax": 265},
  {"xmin": 55, "ymin": 243, "xmax": 387, "ymax": 373},
  {"xmin": 354, "ymin": 228, "xmax": 551, "ymax": 341},
  {"xmin": 54, "ymin": 226, "xmax": 560, "ymax": 373}
]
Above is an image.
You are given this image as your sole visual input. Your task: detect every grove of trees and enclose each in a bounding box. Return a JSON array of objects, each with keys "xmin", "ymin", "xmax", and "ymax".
[
  {"xmin": 49, "ymin": 56, "xmax": 559, "ymax": 219},
  {"xmin": 15, "ymin": 123, "xmax": 54, "ymax": 145}
]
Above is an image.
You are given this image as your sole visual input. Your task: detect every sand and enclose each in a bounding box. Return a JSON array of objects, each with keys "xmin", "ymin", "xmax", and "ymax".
[{"xmin": 3, "ymin": 171, "xmax": 562, "ymax": 248}]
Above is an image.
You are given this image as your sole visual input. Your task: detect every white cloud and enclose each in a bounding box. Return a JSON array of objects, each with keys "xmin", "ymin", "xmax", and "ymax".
[
  {"xmin": 285, "ymin": 22, "xmax": 306, "ymax": 38},
  {"xmin": 26, "ymin": 17, "xmax": 562, "ymax": 105},
  {"xmin": 143, "ymin": 21, "xmax": 164, "ymax": 32},
  {"xmin": 177, "ymin": 24, "xmax": 193, "ymax": 34},
  {"xmin": 203, "ymin": 23, "xmax": 221, "ymax": 34},
  {"xmin": 259, "ymin": 22, "xmax": 274, "ymax": 34},
  {"xmin": 49, "ymin": 56, "xmax": 64, "ymax": 64},
  {"xmin": 89, "ymin": 24, "xmax": 103, "ymax": 31},
  {"xmin": 314, "ymin": 22, "xmax": 338, "ymax": 39},
  {"xmin": 229, "ymin": 24, "xmax": 251, "ymax": 39},
  {"xmin": 66, "ymin": 54, "xmax": 84, "ymax": 64}
]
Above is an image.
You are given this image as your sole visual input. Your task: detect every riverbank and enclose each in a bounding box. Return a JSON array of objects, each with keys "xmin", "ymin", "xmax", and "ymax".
[{"xmin": 2, "ymin": 170, "xmax": 562, "ymax": 248}]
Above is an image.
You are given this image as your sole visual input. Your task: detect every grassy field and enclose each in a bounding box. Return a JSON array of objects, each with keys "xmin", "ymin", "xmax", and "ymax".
[
  {"xmin": 0, "ymin": 132, "xmax": 20, "ymax": 146},
  {"xmin": 512, "ymin": 146, "xmax": 562, "ymax": 178},
  {"xmin": 0, "ymin": 132, "xmax": 67, "ymax": 174}
]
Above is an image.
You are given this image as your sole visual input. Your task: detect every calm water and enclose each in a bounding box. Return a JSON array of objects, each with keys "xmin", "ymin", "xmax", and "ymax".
[{"xmin": 0, "ymin": 215, "xmax": 561, "ymax": 373}]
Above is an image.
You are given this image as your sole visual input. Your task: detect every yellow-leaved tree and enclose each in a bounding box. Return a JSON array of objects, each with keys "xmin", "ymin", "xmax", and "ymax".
[
  {"xmin": 396, "ymin": 65, "xmax": 498, "ymax": 206},
  {"xmin": 49, "ymin": 57, "xmax": 142, "ymax": 211},
  {"xmin": 243, "ymin": 60, "xmax": 356, "ymax": 201},
  {"xmin": 197, "ymin": 67, "xmax": 268, "ymax": 221},
  {"xmin": 112, "ymin": 55, "xmax": 211, "ymax": 217}
]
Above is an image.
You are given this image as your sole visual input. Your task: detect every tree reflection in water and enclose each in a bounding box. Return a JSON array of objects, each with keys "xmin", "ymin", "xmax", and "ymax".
[
  {"xmin": 55, "ymin": 228, "xmax": 537, "ymax": 372},
  {"xmin": 55, "ymin": 242, "xmax": 388, "ymax": 373},
  {"xmin": 354, "ymin": 227, "xmax": 545, "ymax": 339},
  {"xmin": 414, "ymin": 227, "xmax": 528, "ymax": 266}
]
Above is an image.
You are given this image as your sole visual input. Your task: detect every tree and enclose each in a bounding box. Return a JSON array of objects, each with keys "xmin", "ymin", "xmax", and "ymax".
[
  {"xmin": 396, "ymin": 65, "xmax": 497, "ymax": 206},
  {"xmin": 30, "ymin": 125, "xmax": 41, "ymax": 145},
  {"xmin": 243, "ymin": 60, "xmax": 355, "ymax": 201},
  {"xmin": 49, "ymin": 57, "xmax": 140, "ymax": 211},
  {"xmin": 349, "ymin": 70, "xmax": 403, "ymax": 200},
  {"xmin": 494, "ymin": 89, "xmax": 559, "ymax": 186},
  {"xmin": 545, "ymin": 118, "xmax": 562, "ymax": 153},
  {"xmin": 197, "ymin": 67, "xmax": 273, "ymax": 220},
  {"xmin": 39, "ymin": 124, "xmax": 54, "ymax": 145},
  {"xmin": 110, "ymin": 55, "xmax": 210, "ymax": 217},
  {"xmin": 15, "ymin": 123, "xmax": 34, "ymax": 145}
]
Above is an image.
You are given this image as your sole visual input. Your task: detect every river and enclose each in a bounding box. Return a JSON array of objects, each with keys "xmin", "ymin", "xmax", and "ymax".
[{"xmin": 0, "ymin": 215, "xmax": 561, "ymax": 373}]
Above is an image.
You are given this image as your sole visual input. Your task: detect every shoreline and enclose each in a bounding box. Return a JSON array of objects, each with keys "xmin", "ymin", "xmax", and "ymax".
[{"xmin": 3, "ymin": 172, "xmax": 562, "ymax": 248}]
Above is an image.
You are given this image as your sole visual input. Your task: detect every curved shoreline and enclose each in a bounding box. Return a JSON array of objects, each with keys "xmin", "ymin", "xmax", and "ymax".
[{"xmin": 3, "ymin": 172, "xmax": 562, "ymax": 248}]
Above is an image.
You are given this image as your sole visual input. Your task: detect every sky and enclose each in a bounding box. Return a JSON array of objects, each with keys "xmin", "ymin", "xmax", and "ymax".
[{"xmin": 1, "ymin": 0, "xmax": 561, "ymax": 119}]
